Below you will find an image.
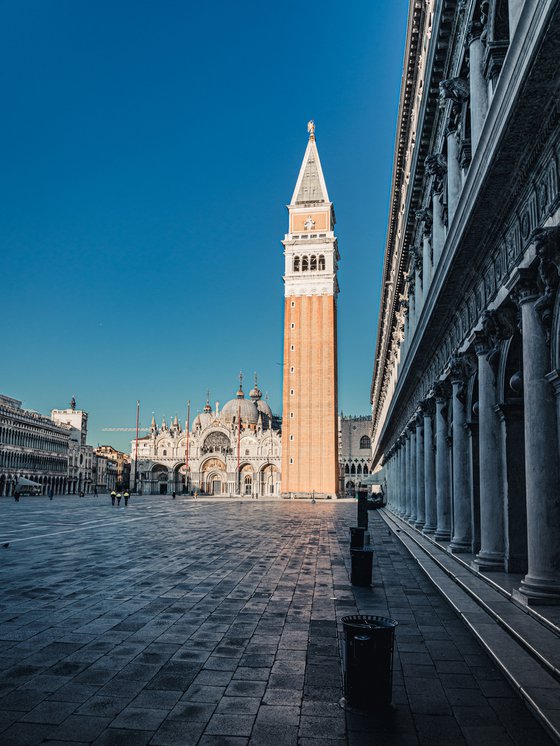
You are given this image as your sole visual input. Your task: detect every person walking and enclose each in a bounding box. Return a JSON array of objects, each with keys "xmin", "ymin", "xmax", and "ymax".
[
  {"xmin": 116, "ymin": 491, "xmax": 122, "ymax": 506},
  {"xmin": 110, "ymin": 490, "xmax": 116, "ymax": 506},
  {"xmin": 123, "ymin": 490, "xmax": 130, "ymax": 507},
  {"xmin": 48, "ymin": 488, "xmax": 53, "ymax": 501},
  {"xmin": 172, "ymin": 491, "xmax": 176, "ymax": 500}
]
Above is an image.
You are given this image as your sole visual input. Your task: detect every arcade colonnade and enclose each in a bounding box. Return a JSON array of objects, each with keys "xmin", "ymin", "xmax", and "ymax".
[{"xmin": 371, "ymin": 1, "xmax": 560, "ymax": 604}]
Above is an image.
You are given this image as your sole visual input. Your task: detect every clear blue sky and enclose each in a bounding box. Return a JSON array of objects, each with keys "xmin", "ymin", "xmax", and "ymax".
[{"xmin": 1, "ymin": 0, "xmax": 408, "ymax": 452}]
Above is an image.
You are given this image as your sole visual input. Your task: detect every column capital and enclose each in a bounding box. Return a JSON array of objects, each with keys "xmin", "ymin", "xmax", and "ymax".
[
  {"xmin": 545, "ymin": 369, "xmax": 560, "ymax": 395},
  {"xmin": 508, "ymin": 265, "xmax": 540, "ymax": 305},
  {"xmin": 433, "ymin": 379, "xmax": 451, "ymax": 403},
  {"xmin": 419, "ymin": 396, "xmax": 436, "ymax": 417},
  {"xmin": 466, "ymin": 17, "xmax": 484, "ymax": 45},
  {"xmin": 415, "ymin": 207, "xmax": 433, "ymax": 236},
  {"xmin": 425, "ymin": 153, "xmax": 447, "ymax": 195}
]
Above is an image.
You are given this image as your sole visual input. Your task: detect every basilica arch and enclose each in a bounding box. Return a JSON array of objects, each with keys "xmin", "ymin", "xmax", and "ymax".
[{"xmin": 200, "ymin": 457, "xmax": 227, "ymax": 495}]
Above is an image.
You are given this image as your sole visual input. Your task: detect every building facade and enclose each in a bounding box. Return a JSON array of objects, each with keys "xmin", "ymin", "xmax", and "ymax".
[
  {"xmin": 132, "ymin": 379, "xmax": 281, "ymax": 497},
  {"xmin": 95, "ymin": 445, "xmax": 130, "ymax": 490},
  {"xmin": 92, "ymin": 453, "xmax": 117, "ymax": 494},
  {"xmin": 281, "ymin": 122, "xmax": 340, "ymax": 498},
  {"xmin": 339, "ymin": 415, "xmax": 373, "ymax": 495},
  {"xmin": 371, "ymin": 0, "xmax": 560, "ymax": 603},
  {"xmin": 52, "ymin": 401, "xmax": 94, "ymax": 494},
  {"xmin": 0, "ymin": 394, "xmax": 70, "ymax": 496}
]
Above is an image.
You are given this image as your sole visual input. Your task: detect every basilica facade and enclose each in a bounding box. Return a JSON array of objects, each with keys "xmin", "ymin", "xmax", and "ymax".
[
  {"xmin": 132, "ymin": 378, "xmax": 281, "ymax": 497},
  {"xmin": 371, "ymin": 0, "xmax": 560, "ymax": 604}
]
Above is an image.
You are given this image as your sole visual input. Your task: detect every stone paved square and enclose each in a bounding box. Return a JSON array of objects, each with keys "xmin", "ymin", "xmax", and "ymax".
[{"xmin": 0, "ymin": 496, "xmax": 555, "ymax": 744}]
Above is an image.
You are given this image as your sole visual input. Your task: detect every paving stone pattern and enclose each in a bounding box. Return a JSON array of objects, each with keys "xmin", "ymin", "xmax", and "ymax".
[{"xmin": 0, "ymin": 497, "xmax": 554, "ymax": 745}]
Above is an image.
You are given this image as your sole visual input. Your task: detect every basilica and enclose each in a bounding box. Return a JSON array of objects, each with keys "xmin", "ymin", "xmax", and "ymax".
[{"xmin": 132, "ymin": 377, "xmax": 282, "ymax": 497}]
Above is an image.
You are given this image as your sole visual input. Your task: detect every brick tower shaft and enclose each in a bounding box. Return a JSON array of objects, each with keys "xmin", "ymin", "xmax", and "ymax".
[{"xmin": 280, "ymin": 122, "xmax": 340, "ymax": 499}]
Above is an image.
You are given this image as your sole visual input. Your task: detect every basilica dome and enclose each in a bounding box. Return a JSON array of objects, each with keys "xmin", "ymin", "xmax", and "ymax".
[
  {"xmin": 221, "ymin": 392, "xmax": 259, "ymax": 425},
  {"xmin": 192, "ymin": 412, "xmax": 213, "ymax": 431},
  {"xmin": 256, "ymin": 399, "xmax": 273, "ymax": 419}
]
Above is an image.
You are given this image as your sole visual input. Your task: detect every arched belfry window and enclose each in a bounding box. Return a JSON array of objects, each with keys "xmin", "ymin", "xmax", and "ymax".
[
  {"xmin": 302, "ymin": 256, "xmax": 309, "ymax": 271},
  {"xmin": 318, "ymin": 255, "xmax": 325, "ymax": 270},
  {"xmin": 294, "ymin": 256, "xmax": 300, "ymax": 271},
  {"xmin": 360, "ymin": 435, "xmax": 371, "ymax": 450},
  {"xmin": 310, "ymin": 255, "xmax": 317, "ymax": 270}
]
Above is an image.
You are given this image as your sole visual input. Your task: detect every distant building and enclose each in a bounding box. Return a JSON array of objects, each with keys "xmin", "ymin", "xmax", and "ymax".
[
  {"xmin": 92, "ymin": 452, "xmax": 117, "ymax": 494},
  {"xmin": 132, "ymin": 378, "xmax": 281, "ymax": 497},
  {"xmin": 339, "ymin": 415, "xmax": 372, "ymax": 495},
  {"xmin": 95, "ymin": 445, "xmax": 131, "ymax": 490},
  {"xmin": 0, "ymin": 394, "xmax": 70, "ymax": 496},
  {"xmin": 52, "ymin": 399, "xmax": 94, "ymax": 494}
]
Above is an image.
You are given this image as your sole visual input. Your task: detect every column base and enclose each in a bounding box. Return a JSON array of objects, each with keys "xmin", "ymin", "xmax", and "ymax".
[
  {"xmin": 472, "ymin": 551, "xmax": 504, "ymax": 571},
  {"xmin": 434, "ymin": 529, "xmax": 451, "ymax": 541},
  {"xmin": 408, "ymin": 517, "xmax": 417, "ymax": 526},
  {"xmin": 513, "ymin": 576, "xmax": 560, "ymax": 605},
  {"xmin": 414, "ymin": 519, "xmax": 425, "ymax": 530},
  {"xmin": 449, "ymin": 537, "xmax": 471, "ymax": 553},
  {"xmin": 422, "ymin": 523, "xmax": 436, "ymax": 534}
]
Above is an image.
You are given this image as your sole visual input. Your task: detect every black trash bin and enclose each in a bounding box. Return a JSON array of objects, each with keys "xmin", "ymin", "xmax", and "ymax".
[
  {"xmin": 350, "ymin": 547, "xmax": 373, "ymax": 586},
  {"xmin": 349, "ymin": 526, "xmax": 365, "ymax": 549},
  {"xmin": 342, "ymin": 615, "xmax": 398, "ymax": 710}
]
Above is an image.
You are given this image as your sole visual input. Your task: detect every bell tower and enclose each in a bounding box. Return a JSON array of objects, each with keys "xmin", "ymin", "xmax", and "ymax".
[{"xmin": 281, "ymin": 122, "xmax": 340, "ymax": 499}]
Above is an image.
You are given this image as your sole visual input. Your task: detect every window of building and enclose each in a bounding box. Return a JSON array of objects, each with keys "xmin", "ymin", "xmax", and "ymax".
[
  {"xmin": 302, "ymin": 256, "xmax": 309, "ymax": 271},
  {"xmin": 360, "ymin": 435, "xmax": 371, "ymax": 449},
  {"xmin": 291, "ymin": 301, "xmax": 295, "ymax": 308},
  {"xmin": 245, "ymin": 449, "xmax": 249, "ymax": 456},
  {"xmin": 290, "ymin": 367, "xmax": 294, "ymax": 373},
  {"xmin": 291, "ymin": 323, "xmax": 295, "ymax": 329},
  {"xmin": 290, "ymin": 435, "xmax": 294, "ymax": 441},
  {"xmin": 310, "ymin": 255, "xmax": 317, "ymax": 270},
  {"xmin": 319, "ymin": 255, "xmax": 326, "ymax": 270},
  {"xmin": 290, "ymin": 389, "xmax": 294, "ymax": 395},
  {"xmin": 290, "ymin": 412, "xmax": 294, "ymax": 418},
  {"xmin": 289, "ymin": 458, "xmax": 294, "ymax": 464},
  {"xmin": 291, "ymin": 345, "xmax": 295, "ymax": 351},
  {"xmin": 293, "ymin": 256, "xmax": 300, "ymax": 272}
]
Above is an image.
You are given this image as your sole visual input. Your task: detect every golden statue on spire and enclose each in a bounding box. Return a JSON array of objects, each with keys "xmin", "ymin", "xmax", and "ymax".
[{"xmin": 307, "ymin": 120, "xmax": 315, "ymax": 140}]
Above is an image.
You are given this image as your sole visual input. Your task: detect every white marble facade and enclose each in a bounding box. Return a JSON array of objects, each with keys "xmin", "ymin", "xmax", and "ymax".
[{"xmin": 132, "ymin": 378, "xmax": 281, "ymax": 497}]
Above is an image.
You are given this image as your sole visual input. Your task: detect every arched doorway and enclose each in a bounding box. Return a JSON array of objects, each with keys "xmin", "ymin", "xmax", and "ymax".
[
  {"xmin": 201, "ymin": 458, "xmax": 226, "ymax": 495},
  {"xmin": 151, "ymin": 464, "xmax": 169, "ymax": 495},
  {"xmin": 259, "ymin": 464, "xmax": 279, "ymax": 496}
]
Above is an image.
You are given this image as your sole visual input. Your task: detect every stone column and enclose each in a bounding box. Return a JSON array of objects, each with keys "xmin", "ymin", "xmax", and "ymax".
[
  {"xmin": 398, "ymin": 439, "xmax": 405, "ymax": 515},
  {"xmin": 403, "ymin": 432, "xmax": 411, "ymax": 519},
  {"xmin": 414, "ymin": 411, "xmax": 425, "ymax": 529},
  {"xmin": 509, "ymin": 0, "xmax": 524, "ymax": 38},
  {"xmin": 449, "ymin": 355, "xmax": 472, "ymax": 552},
  {"xmin": 408, "ymin": 422, "xmax": 417, "ymax": 524},
  {"xmin": 408, "ymin": 279, "xmax": 416, "ymax": 341},
  {"xmin": 422, "ymin": 398, "xmax": 437, "ymax": 533},
  {"xmin": 415, "ymin": 207, "xmax": 433, "ymax": 300},
  {"xmin": 446, "ymin": 127, "xmax": 462, "ymax": 226},
  {"xmin": 512, "ymin": 257, "xmax": 560, "ymax": 601},
  {"xmin": 432, "ymin": 190, "xmax": 445, "ymax": 269},
  {"xmin": 434, "ymin": 381, "xmax": 452, "ymax": 541},
  {"xmin": 468, "ymin": 20, "xmax": 489, "ymax": 152},
  {"xmin": 471, "ymin": 327, "xmax": 504, "ymax": 570}
]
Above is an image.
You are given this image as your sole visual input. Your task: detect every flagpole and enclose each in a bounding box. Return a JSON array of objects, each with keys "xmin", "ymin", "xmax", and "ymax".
[
  {"xmin": 133, "ymin": 400, "xmax": 140, "ymax": 493},
  {"xmin": 185, "ymin": 400, "xmax": 190, "ymax": 493}
]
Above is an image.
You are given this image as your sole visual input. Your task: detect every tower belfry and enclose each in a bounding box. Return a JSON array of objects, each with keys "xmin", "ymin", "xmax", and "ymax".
[{"xmin": 280, "ymin": 122, "xmax": 340, "ymax": 498}]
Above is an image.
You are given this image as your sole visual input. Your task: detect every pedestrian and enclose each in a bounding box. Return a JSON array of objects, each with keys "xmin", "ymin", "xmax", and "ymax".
[
  {"xmin": 116, "ymin": 492, "xmax": 122, "ymax": 506},
  {"xmin": 172, "ymin": 491, "xmax": 176, "ymax": 500},
  {"xmin": 124, "ymin": 490, "xmax": 130, "ymax": 506},
  {"xmin": 194, "ymin": 491, "xmax": 198, "ymax": 500},
  {"xmin": 48, "ymin": 488, "xmax": 53, "ymax": 500},
  {"xmin": 94, "ymin": 487, "xmax": 98, "ymax": 497},
  {"xmin": 110, "ymin": 490, "xmax": 116, "ymax": 506}
]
